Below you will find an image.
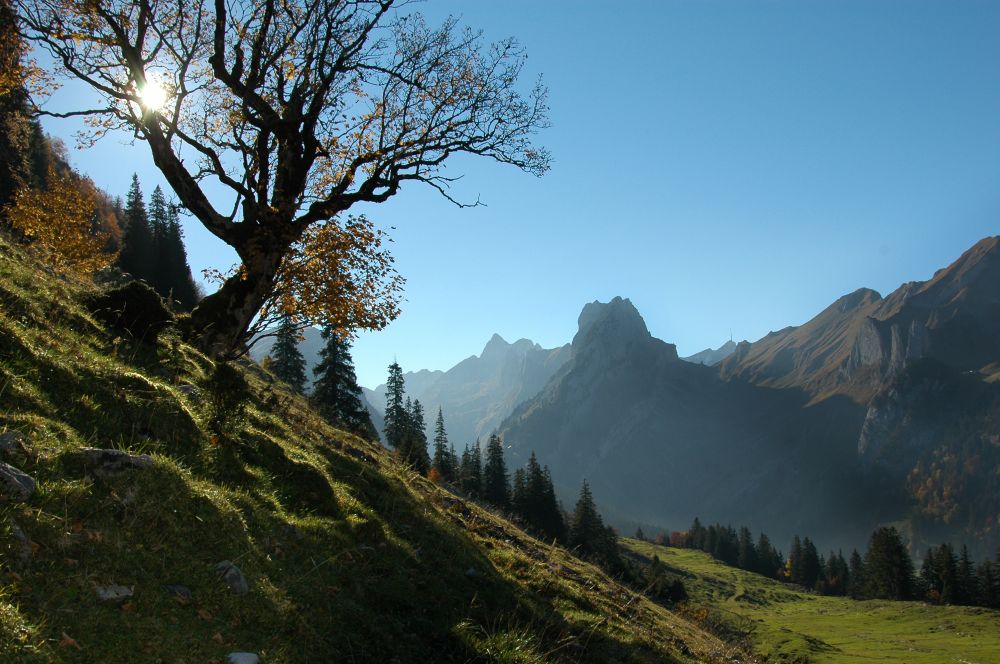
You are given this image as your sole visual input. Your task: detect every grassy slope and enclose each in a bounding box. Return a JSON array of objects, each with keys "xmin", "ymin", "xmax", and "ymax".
[
  {"xmin": 623, "ymin": 539, "xmax": 1000, "ymax": 664},
  {"xmin": 0, "ymin": 236, "xmax": 733, "ymax": 663}
]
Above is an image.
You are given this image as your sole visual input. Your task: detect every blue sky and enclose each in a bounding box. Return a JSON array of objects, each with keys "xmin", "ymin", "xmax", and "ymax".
[{"xmin": 40, "ymin": 0, "xmax": 1000, "ymax": 388}]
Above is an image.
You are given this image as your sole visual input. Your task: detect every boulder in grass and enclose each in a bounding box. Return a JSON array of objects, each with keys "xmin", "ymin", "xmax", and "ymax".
[
  {"xmin": 216, "ymin": 560, "xmax": 249, "ymax": 595},
  {"xmin": 84, "ymin": 280, "xmax": 174, "ymax": 345},
  {"xmin": 0, "ymin": 431, "xmax": 28, "ymax": 457},
  {"xmin": 228, "ymin": 653, "xmax": 260, "ymax": 664},
  {"xmin": 95, "ymin": 584, "xmax": 133, "ymax": 602},
  {"xmin": 0, "ymin": 461, "xmax": 35, "ymax": 501},
  {"xmin": 72, "ymin": 448, "xmax": 154, "ymax": 478}
]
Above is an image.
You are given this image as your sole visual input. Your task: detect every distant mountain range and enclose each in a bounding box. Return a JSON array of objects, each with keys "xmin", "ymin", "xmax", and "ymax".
[
  {"xmin": 682, "ymin": 340, "xmax": 738, "ymax": 366},
  {"xmin": 499, "ymin": 237, "xmax": 1000, "ymax": 556},
  {"xmin": 363, "ymin": 334, "xmax": 571, "ymax": 447}
]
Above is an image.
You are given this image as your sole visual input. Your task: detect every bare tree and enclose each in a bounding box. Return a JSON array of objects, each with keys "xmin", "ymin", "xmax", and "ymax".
[{"xmin": 15, "ymin": 0, "xmax": 549, "ymax": 356}]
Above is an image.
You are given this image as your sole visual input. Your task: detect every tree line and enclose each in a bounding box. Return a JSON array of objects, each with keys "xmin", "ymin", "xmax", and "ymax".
[{"xmin": 659, "ymin": 518, "xmax": 999, "ymax": 607}]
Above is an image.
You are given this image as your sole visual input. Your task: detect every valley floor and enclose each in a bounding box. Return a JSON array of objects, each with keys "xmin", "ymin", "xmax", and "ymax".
[{"xmin": 624, "ymin": 540, "xmax": 1000, "ymax": 664}]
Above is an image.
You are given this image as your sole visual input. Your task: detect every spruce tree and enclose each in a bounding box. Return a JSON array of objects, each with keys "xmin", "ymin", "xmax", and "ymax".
[
  {"xmin": 431, "ymin": 407, "xmax": 454, "ymax": 481},
  {"xmin": 164, "ymin": 203, "xmax": 199, "ymax": 309},
  {"xmin": 482, "ymin": 433, "xmax": 510, "ymax": 509},
  {"xmin": 118, "ymin": 174, "xmax": 154, "ymax": 280},
  {"xmin": 311, "ymin": 326, "xmax": 376, "ymax": 440},
  {"xmin": 383, "ymin": 362, "xmax": 407, "ymax": 449},
  {"xmin": 148, "ymin": 185, "xmax": 171, "ymax": 297},
  {"xmin": 957, "ymin": 545, "xmax": 976, "ymax": 606},
  {"xmin": 863, "ymin": 527, "xmax": 915, "ymax": 600},
  {"xmin": 399, "ymin": 398, "xmax": 430, "ymax": 474},
  {"xmin": 269, "ymin": 314, "xmax": 308, "ymax": 393},
  {"xmin": 569, "ymin": 480, "xmax": 620, "ymax": 568},
  {"xmin": 458, "ymin": 443, "xmax": 483, "ymax": 497},
  {"xmin": 737, "ymin": 527, "xmax": 757, "ymax": 572},
  {"xmin": 847, "ymin": 549, "xmax": 866, "ymax": 599}
]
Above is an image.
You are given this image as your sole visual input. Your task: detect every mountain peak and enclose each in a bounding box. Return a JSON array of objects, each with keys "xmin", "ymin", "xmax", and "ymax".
[
  {"xmin": 572, "ymin": 297, "xmax": 651, "ymax": 354},
  {"xmin": 481, "ymin": 333, "xmax": 510, "ymax": 357}
]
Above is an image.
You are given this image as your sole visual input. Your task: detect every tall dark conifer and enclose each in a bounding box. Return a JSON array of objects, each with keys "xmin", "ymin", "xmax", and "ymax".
[
  {"xmin": 269, "ymin": 314, "xmax": 308, "ymax": 394},
  {"xmin": 383, "ymin": 362, "xmax": 407, "ymax": 449},
  {"xmin": 431, "ymin": 407, "xmax": 454, "ymax": 481},
  {"xmin": 482, "ymin": 433, "xmax": 510, "ymax": 509},
  {"xmin": 311, "ymin": 326, "xmax": 376, "ymax": 440},
  {"xmin": 863, "ymin": 527, "xmax": 915, "ymax": 600},
  {"xmin": 118, "ymin": 174, "xmax": 154, "ymax": 279}
]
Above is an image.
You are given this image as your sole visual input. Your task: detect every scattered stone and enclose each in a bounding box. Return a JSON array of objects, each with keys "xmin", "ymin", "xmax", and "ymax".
[
  {"xmin": 279, "ymin": 523, "xmax": 304, "ymax": 542},
  {"xmin": 0, "ymin": 461, "xmax": 35, "ymax": 501},
  {"xmin": 216, "ymin": 561, "xmax": 249, "ymax": 595},
  {"xmin": 0, "ymin": 431, "xmax": 28, "ymax": 456},
  {"xmin": 464, "ymin": 567, "xmax": 481, "ymax": 579},
  {"xmin": 177, "ymin": 383, "xmax": 199, "ymax": 398},
  {"xmin": 161, "ymin": 584, "xmax": 192, "ymax": 602},
  {"xmin": 95, "ymin": 584, "xmax": 134, "ymax": 602},
  {"xmin": 227, "ymin": 653, "xmax": 260, "ymax": 664},
  {"xmin": 73, "ymin": 448, "xmax": 154, "ymax": 478}
]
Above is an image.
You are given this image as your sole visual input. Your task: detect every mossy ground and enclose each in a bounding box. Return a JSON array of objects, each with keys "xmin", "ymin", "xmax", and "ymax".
[
  {"xmin": 0, "ymin": 236, "xmax": 731, "ymax": 663},
  {"xmin": 624, "ymin": 539, "xmax": 1000, "ymax": 664}
]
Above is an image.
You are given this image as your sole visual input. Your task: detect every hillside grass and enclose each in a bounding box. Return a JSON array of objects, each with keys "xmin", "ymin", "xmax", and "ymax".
[
  {"xmin": 0, "ymin": 235, "xmax": 734, "ymax": 663},
  {"xmin": 623, "ymin": 539, "xmax": 1000, "ymax": 664}
]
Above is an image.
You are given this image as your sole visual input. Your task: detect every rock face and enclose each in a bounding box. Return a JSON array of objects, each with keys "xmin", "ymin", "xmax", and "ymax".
[
  {"xmin": 363, "ymin": 334, "xmax": 570, "ymax": 447},
  {"xmin": 721, "ymin": 236, "xmax": 1000, "ymax": 403},
  {"xmin": 0, "ymin": 462, "xmax": 36, "ymax": 501}
]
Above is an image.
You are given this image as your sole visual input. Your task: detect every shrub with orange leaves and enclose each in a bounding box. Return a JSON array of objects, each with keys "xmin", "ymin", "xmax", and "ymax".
[
  {"xmin": 427, "ymin": 466, "xmax": 443, "ymax": 485},
  {"xmin": 5, "ymin": 166, "xmax": 116, "ymax": 274}
]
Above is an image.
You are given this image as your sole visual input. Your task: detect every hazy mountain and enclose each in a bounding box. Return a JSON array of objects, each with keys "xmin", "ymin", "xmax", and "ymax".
[
  {"xmin": 250, "ymin": 326, "xmax": 325, "ymax": 378},
  {"xmin": 364, "ymin": 334, "xmax": 571, "ymax": 447},
  {"xmin": 499, "ymin": 297, "xmax": 879, "ymax": 551},
  {"xmin": 499, "ymin": 239, "xmax": 1000, "ymax": 555},
  {"xmin": 682, "ymin": 340, "xmax": 738, "ymax": 366}
]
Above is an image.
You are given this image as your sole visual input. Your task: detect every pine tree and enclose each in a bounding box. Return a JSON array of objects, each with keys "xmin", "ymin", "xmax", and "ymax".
[
  {"xmin": 430, "ymin": 407, "xmax": 454, "ymax": 481},
  {"xmin": 383, "ymin": 362, "xmax": 407, "ymax": 449},
  {"xmin": 163, "ymin": 203, "xmax": 199, "ymax": 310},
  {"xmin": 458, "ymin": 442, "xmax": 483, "ymax": 497},
  {"xmin": 311, "ymin": 326, "xmax": 376, "ymax": 440},
  {"xmin": 148, "ymin": 184, "xmax": 171, "ymax": 297},
  {"xmin": 269, "ymin": 314, "xmax": 307, "ymax": 393},
  {"xmin": 511, "ymin": 467, "xmax": 527, "ymax": 517},
  {"xmin": 957, "ymin": 545, "xmax": 976, "ymax": 606},
  {"xmin": 863, "ymin": 527, "xmax": 915, "ymax": 600},
  {"xmin": 847, "ymin": 549, "xmax": 866, "ymax": 599},
  {"xmin": 737, "ymin": 527, "xmax": 757, "ymax": 572},
  {"xmin": 789, "ymin": 536, "xmax": 804, "ymax": 584},
  {"xmin": 482, "ymin": 433, "xmax": 510, "ymax": 509},
  {"xmin": 398, "ymin": 398, "xmax": 430, "ymax": 473},
  {"xmin": 800, "ymin": 537, "xmax": 822, "ymax": 589},
  {"xmin": 568, "ymin": 480, "xmax": 620, "ymax": 568},
  {"xmin": 118, "ymin": 174, "xmax": 154, "ymax": 280}
]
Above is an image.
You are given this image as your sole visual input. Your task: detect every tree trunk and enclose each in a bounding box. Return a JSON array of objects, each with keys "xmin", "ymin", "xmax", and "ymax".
[{"xmin": 186, "ymin": 242, "xmax": 285, "ymax": 358}]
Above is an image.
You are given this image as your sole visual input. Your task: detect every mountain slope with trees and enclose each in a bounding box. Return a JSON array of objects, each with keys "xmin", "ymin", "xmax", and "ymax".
[{"xmin": 0, "ymin": 230, "xmax": 734, "ymax": 663}]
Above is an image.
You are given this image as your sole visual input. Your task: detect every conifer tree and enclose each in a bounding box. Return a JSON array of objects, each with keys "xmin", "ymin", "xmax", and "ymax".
[
  {"xmin": 458, "ymin": 442, "xmax": 483, "ymax": 497},
  {"xmin": 568, "ymin": 480, "xmax": 620, "ymax": 568},
  {"xmin": 482, "ymin": 434, "xmax": 510, "ymax": 509},
  {"xmin": 430, "ymin": 407, "xmax": 454, "ymax": 481},
  {"xmin": 148, "ymin": 184, "xmax": 170, "ymax": 296},
  {"xmin": 737, "ymin": 527, "xmax": 757, "ymax": 572},
  {"xmin": 269, "ymin": 314, "xmax": 308, "ymax": 394},
  {"xmin": 399, "ymin": 398, "xmax": 430, "ymax": 474},
  {"xmin": 511, "ymin": 467, "xmax": 527, "ymax": 516},
  {"xmin": 847, "ymin": 549, "xmax": 866, "ymax": 599},
  {"xmin": 163, "ymin": 203, "xmax": 199, "ymax": 309},
  {"xmin": 863, "ymin": 527, "xmax": 915, "ymax": 600},
  {"xmin": 383, "ymin": 362, "xmax": 407, "ymax": 449},
  {"xmin": 957, "ymin": 545, "xmax": 976, "ymax": 606},
  {"xmin": 311, "ymin": 326, "xmax": 376, "ymax": 441},
  {"xmin": 118, "ymin": 174, "xmax": 154, "ymax": 279}
]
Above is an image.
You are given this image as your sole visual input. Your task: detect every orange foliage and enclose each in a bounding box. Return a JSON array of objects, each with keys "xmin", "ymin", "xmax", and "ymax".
[
  {"xmin": 427, "ymin": 467, "xmax": 443, "ymax": 484},
  {"xmin": 5, "ymin": 167, "xmax": 117, "ymax": 274}
]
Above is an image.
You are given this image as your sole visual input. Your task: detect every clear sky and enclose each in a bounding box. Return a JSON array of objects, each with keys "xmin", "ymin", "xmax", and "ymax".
[{"xmin": 39, "ymin": 0, "xmax": 1000, "ymax": 388}]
